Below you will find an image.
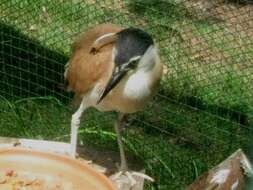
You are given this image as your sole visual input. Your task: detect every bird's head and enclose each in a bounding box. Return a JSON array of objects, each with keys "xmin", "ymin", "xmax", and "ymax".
[
  {"xmin": 97, "ymin": 27, "xmax": 158, "ymax": 104},
  {"xmin": 113, "ymin": 44, "xmax": 157, "ymax": 74}
]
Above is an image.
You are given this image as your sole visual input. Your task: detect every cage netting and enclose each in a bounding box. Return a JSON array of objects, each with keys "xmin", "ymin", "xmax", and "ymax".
[{"xmin": 0, "ymin": 0, "xmax": 253, "ymax": 189}]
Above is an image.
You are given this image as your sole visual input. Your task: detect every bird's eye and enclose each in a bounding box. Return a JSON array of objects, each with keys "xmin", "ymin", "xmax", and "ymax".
[{"xmin": 130, "ymin": 60, "xmax": 138, "ymax": 66}]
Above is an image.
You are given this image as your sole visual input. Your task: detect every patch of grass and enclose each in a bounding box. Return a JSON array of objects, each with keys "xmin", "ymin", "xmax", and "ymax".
[
  {"xmin": 125, "ymin": 0, "xmax": 253, "ymax": 120},
  {"xmin": 0, "ymin": 97, "xmax": 251, "ymax": 189}
]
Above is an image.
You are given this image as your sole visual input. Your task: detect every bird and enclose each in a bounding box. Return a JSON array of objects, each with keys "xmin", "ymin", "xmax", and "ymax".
[{"xmin": 64, "ymin": 23, "xmax": 163, "ymax": 186}]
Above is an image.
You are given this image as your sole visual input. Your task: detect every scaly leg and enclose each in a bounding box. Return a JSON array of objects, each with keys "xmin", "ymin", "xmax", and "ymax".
[
  {"xmin": 111, "ymin": 113, "xmax": 154, "ymax": 187},
  {"xmin": 70, "ymin": 100, "xmax": 87, "ymax": 158},
  {"xmin": 114, "ymin": 113, "xmax": 128, "ymax": 171}
]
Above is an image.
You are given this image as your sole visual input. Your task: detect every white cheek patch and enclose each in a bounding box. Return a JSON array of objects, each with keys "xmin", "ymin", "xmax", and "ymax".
[
  {"xmin": 138, "ymin": 45, "xmax": 157, "ymax": 70},
  {"xmin": 123, "ymin": 71, "xmax": 151, "ymax": 100},
  {"xmin": 122, "ymin": 45, "xmax": 158, "ymax": 100},
  {"xmin": 211, "ymin": 169, "xmax": 230, "ymax": 185}
]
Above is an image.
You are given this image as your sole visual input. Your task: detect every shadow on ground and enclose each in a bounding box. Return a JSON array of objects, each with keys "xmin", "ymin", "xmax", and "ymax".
[{"xmin": 0, "ymin": 22, "xmax": 69, "ymax": 102}]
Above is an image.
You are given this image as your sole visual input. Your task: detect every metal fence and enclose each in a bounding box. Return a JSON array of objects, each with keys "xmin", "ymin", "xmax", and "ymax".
[{"xmin": 0, "ymin": 0, "xmax": 252, "ymax": 189}]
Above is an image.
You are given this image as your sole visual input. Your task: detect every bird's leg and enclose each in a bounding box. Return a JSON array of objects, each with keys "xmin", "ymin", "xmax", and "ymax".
[
  {"xmin": 114, "ymin": 113, "xmax": 128, "ymax": 171},
  {"xmin": 70, "ymin": 100, "xmax": 87, "ymax": 158},
  {"xmin": 111, "ymin": 113, "xmax": 154, "ymax": 187}
]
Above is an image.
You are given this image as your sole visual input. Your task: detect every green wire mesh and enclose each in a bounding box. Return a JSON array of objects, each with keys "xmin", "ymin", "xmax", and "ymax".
[{"xmin": 0, "ymin": 0, "xmax": 253, "ymax": 189}]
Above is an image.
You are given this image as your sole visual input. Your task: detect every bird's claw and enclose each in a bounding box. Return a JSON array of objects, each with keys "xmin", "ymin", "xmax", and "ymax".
[
  {"xmin": 110, "ymin": 170, "xmax": 154, "ymax": 187},
  {"xmin": 130, "ymin": 171, "xmax": 154, "ymax": 182}
]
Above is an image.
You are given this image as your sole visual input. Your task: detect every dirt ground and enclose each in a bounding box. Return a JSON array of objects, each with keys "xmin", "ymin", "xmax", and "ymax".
[{"xmin": 187, "ymin": 0, "xmax": 253, "ymax": 37}]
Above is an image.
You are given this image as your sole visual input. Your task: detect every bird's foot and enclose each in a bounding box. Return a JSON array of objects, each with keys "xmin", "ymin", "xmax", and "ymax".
[{"xmin": 110, "ymin": 170, "xmax": 154, "ymax": 188}]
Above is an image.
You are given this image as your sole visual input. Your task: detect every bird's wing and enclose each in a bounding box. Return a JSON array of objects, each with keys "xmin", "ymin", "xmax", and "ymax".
[
  {"xmin": 97, "ymin": 28, "xmax": 154, "ymax": 104},
  {"xmin": 64, "ymin": 24, "xmax": 122, "ymax": 95}
]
